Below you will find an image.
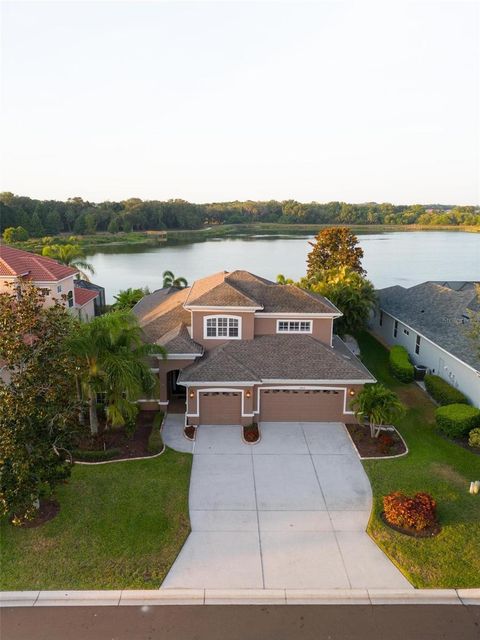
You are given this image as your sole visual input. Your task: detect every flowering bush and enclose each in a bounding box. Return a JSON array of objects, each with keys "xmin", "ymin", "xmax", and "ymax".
[
  {"xmin": 378, "ymin": 433, "xmax": 394, "ymax": 454},
  {"xmin": 468, "ymin": 428, "xmax": 480, "ymax": 449},
  {"xmin": 383, "ymin": 491, "xmax": 437, "ymax": 531}
]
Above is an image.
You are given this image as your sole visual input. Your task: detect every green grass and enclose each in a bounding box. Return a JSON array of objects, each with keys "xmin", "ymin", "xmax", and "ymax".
[
  {"xmin": 357, "ymin": 331, "xmax": 480, "ymax": 588},
  {"xmin": 0, "ymin": 448, "xmax": 192, "ymax": 589}
]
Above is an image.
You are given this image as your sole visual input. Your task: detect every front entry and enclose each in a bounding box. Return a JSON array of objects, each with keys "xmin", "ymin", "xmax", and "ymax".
[
  {"xmin": 259, "ymin": 388, "xmax": 345, "ymax": 422},
  {"xmin": 199, "ymin": 391, "xmax": 242, "ymax": 425},
  {"xmin": 167, "ymin": 370, "xmax": 186, "ymax": 413}
]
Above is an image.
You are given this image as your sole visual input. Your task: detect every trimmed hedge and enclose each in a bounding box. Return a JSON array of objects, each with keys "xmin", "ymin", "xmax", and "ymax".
[
  {"xmin": 389, "ymin": 345, "xmax": 414, "ymax": 383},
  {"xmin": 435, "ymin": 404, "xmax": 480, "ymax": 438},
  {"xmin": 73, "ymin": 448, "xmax": 121, "ymax": 462},
  {"xmin": 147, "ymin": 411, "xmax": 164, "ymax": 454},
  {"xmin": 424, "ymin": 374, "xmax": 469, "ymax": 406}
]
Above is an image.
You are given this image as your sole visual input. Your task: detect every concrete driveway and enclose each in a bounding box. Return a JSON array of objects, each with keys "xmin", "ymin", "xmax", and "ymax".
[{"xmin": 162, "ymin": 421, "xmax": 412, "ymax": 590}]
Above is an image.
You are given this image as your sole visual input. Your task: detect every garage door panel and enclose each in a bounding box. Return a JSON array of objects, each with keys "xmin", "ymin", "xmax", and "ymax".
[
  {"xmin": 260, "ymin": 389, "xmax": 344, "ymax": 422},
  {"xmin": 200, "ymin": 392, "xmax": 242, "ymax": 425}
]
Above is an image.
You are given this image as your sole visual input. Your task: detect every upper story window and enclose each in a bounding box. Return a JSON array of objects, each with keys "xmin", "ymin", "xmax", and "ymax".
[
  {"xmin": 204, "ymin": 315, "xmax": 241, "ymax": 339},
  {"xmin": 67, "ymin": 290, "xmax": 74, "ymax": 308},
  {"xmin": 57, "ymin": 284, "xmax": 62, "ymax": 293},
  {"xmin": 277, "ymin": 320, "xmax": 312, "ymax": 334},
  {"xmin": 393, "ymin": 320, "xmax": 398, "ymax": 338}
]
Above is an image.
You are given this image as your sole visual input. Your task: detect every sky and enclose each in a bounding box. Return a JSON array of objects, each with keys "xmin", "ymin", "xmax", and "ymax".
[{"xmin": 1, "ymin": 1, "xmax": 479, "ymax": 205}]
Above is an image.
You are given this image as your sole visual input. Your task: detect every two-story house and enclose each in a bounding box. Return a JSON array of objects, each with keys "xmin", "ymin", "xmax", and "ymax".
[
  {"xmin": 133, "ymin": 270, "xmax": 375, "ymax": 425},
  {"xmin": 0, "ymin": 245, "xmax": 101, "ymax": 321}
]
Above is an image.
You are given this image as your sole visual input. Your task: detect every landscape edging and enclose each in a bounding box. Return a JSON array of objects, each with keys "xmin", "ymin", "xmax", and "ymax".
[
  {"xmin": 343, "ymin": 423, "xmax": 409, "ymax": 461},
  {"xmin": 0, "ymin": 588, "xmax": 478, "ymax": 607}
]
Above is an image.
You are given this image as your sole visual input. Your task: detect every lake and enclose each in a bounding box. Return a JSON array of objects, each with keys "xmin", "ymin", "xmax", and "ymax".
[{"xmin": 86, "ymin": 231, "xmax": 480, "ymax": 303}]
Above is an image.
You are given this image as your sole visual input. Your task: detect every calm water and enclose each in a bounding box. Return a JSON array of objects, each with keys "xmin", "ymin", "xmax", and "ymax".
[{"xmin": 86, "ymin": 231, "xmax": 480, "ymax": 303}]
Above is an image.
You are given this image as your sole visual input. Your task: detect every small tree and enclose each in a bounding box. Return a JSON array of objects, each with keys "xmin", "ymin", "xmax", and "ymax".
[
  {"xmin": 113, "ymin": 287, "xmax": 150, "ymax": 310},
  {"xmin": 307, "ymin": 227, "xmax": 365, "ymax": 277},
  {"xmin": 276, "ymin": 274, "xmax": 294, "ymax": 285},
  {"xmin": 42, "ymin": 244, "xmax": 95, "ymax": 281},
  {"xmin": 351, "ymin": 383, "xmax": 405, "ymax": 438},
  {"xmin": 163, "ymin": 270, "xmax": 188, "ymax": 289},
  {"xmin": 0, "ymin": 283, "xmax": 78, "ymax": 523},
  {"xmin": 3, "ymin": 226, "xmax": 29, "ymax": 243}
]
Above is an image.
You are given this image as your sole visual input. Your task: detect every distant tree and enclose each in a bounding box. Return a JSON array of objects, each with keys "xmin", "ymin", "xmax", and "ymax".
[
  {"xmin": 351, "ymin": 384, "xmax": 405, "ymax": 438},
  {"xmin": 307, "ymin": 227, "xmax": 366, "ymax": 277},
  {"xmin": 299, "ymin": 267, "xmax": 376, "ymax": 335},
  {"xmin": 41, "ymin": 244, "xmax": 95, "ymax": 280},
  {"xmin": 276, "ymin": 274, "xmax": 294, "ymax": 285},
  {"xmin": 113, "ymin": 287, "xmax": 150, "ymax": 310},
  {"xmin": 163, "ymin": 270, "xmax": 188, "ymax": 289},
  {"xmin": 30, "ymin": 209, "xmax": 45, "ymax": 237},
  {"xmin": 0, "ymin": 283, "xmax": 78, "ymax": 523},
  {"xmin": 45, "ymin": 210, "xmax": 62, "ymax": 235},
  {"xmin": 2, "ymin": 226, "xmax": 29, "ymax": 243},
  {"xmin": 107, "ymin": 218, "xmax": 120, "ymax": 234}
]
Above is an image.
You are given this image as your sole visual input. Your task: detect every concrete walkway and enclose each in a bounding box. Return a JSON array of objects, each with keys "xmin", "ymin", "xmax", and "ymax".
[
  {"xmin": 162, "ymin": 413, "xmax": 193, "ymax": 453},
  {"xmin": 162, "ymin": 422, "xmax": 412, "ymax": 590}
]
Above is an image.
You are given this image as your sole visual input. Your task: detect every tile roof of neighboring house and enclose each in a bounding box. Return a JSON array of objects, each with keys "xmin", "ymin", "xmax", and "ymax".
[
  {"xmin": 0, "ymin": 245, "xmax": 78, "ymax": 281},
  {"xmin": 377, "ymin": 281, "xmax": 480, "ymax": 370},
  {"xmin": 184, "ymin": 270, "xmax": 340, "ymax": 314},
  {"xmin": 178, "ymin": 334, "xmax": 375, "ymax": 384},
  {"xmin": 73, "ymin": 286, "xmax": 99, "ymax": 307}
]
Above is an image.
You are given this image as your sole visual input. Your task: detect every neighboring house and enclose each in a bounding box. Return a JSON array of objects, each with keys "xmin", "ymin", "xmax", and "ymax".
[
  {"xmin": 372, "ymin": 281, "xmax": 480, "ymax": 407},
  {"xmin": 132, "ymin": 270, "xmax": 375, "ymax": 425},
  {"xmin": 0, "ymin": 245, "xmax": 100, "ymax": 321}
]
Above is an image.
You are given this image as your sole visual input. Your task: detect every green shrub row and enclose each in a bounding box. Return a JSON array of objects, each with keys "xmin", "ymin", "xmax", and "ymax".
[
  {"xmin": 389, "ymin": 345, "xmax": 414, "ymax": 383},
  {"xmin": 73, "ymin": 448, "xmax": 121, "ymax": 462},
  {"xmin": 424, "ymin": 374, "xmax": 469, "ymax": 406},
  {"xmin": 147, "ymin": 411, "xmax": 165, "ymax": 454},
  {"xmin": 435, "ymin": 404, "xmax": 480, "ymax": 438}
]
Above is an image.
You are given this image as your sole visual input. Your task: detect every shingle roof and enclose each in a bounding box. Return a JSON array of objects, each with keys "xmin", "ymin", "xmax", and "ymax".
[
  {"xmin": 178, "ymin": 334, "xmax": 375, "ymax": 384},
  {"xmin": 378, "ymin": 281, "xmax": 480, "ymax": 370},
  {"xmin": 0, "ymin": 245, "xmax": 78, "ymax": 281},
  {"xmin": 157, "ymin": 323, "xmax": 203, "ymax": 355}
]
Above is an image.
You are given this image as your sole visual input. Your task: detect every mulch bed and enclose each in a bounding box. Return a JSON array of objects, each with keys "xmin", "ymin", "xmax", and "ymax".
[
  {"xmin": 15, "ymin": 499, "xmax": 60, "ymax": 528},
  {"xmin": 184, "ymin": 426, "xmax": 196, "ymax": 440},
  {"xmin": 243, "ymin": 423, "xmax": 260, "ymax": 443},
  {"xmin": 74, "ymin": 411, "xmax": 155, "ymax": 460},
  {"xmin": 380, "ymin": 511, "xmax": 441, "ymax": 538},
  {"xmin": 346, "ymin": 423, "xmax": 406, "ymax": 458}
]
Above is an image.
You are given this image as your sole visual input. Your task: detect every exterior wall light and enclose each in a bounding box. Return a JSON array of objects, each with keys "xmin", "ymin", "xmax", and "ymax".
[
  {"xmin": 189, "ymin": 390, "xmax": 194, "ymax": 398},
  {"xmin": 246, "ymin": 390, "xmax": 251, "ymax": 398},
  {"xmin": 349, "ymin": 389, "xmax": 356, "ymax": 396}
]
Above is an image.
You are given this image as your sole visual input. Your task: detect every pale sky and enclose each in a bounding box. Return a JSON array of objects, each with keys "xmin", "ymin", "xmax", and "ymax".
[{"xmin": 1, "ymin": 1, "xmax": 479, "ymax": 204}]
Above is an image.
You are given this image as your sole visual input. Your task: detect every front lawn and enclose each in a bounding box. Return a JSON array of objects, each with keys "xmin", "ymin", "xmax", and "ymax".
[
  {"xmin": 357, "ymin": 331, "xmax": 480, "ymax": 588},
  {"xmin": 0, "ymin": 449, "xmax": 192, "ymax": 590}
]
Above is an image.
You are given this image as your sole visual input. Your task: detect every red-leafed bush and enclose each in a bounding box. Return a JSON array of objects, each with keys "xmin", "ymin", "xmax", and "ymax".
[
  {"xmin": 378, "ymin": 433, "xmax": 394, "ymax": 454},
  {"xmin": 383, "ymin": 491, "xmax": 437, "ymax": 531}
]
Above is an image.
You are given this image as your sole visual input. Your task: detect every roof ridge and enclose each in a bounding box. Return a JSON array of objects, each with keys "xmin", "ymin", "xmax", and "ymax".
[{"xmin": 221, "ymin": 279, "xmax": 262, "ymax": 307}]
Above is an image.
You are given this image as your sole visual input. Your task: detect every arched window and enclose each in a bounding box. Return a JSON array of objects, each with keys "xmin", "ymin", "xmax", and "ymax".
[{"xmin": 203, "ymin": 315, "xmax": 241, "ymax": 339}]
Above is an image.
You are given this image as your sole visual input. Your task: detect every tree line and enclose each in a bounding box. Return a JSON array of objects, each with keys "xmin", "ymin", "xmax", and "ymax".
[{"xmin": 1, "ymin": 192, "xmax": 478, "ymax": 237}]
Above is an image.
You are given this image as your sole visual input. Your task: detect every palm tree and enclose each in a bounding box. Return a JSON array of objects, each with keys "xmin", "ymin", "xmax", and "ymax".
[
  {"xmin": 68, "ymin": 311, "xmax": 165, "ymax": 434},
  {"xmin": 351, "ymin": 383, "xmax": 406, "ymax": 438},
  {"xmin": 276, "ymin": 274, "xmax": 294, "ymax": 285},
  {"xmin": 113, "ymin": 287, "xmax": 150, "ymax": 310},
  {"xmin": 42, "ymin": 244, "xmax": 95, "ymax": 281},
  {"xmin": 163, "ymin": 270, "xmax": 188, "ymax": 289}
]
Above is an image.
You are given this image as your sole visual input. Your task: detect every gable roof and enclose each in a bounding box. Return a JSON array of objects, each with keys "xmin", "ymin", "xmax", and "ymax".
[
  {"xmin": 0, "ymin": 245, "xmax": 78, "ymax": 281},
  {"xmin": 178, "ymin": 334, "xmax": 374, "ymax": 384},
  {"xmin": 73, "ymin": 286, "xmax": 99, "ymax": 307},
  {"xmin": 378, "ymin": 281, "xmax": 480, "ymax": 370},
  {"xmin": 157, "ymin": 323, "xmax": 203, "ymax": 355}
]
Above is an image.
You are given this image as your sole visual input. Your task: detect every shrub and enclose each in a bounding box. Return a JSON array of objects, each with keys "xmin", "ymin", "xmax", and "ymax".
[
  {"xmin": 424, "ymin": 374, "xmax": 469, "ymax": 406},
  {"xmin": 383, "ymin": 491, "xmax": 437, "ymax": 531},
  {"xmin": 468, "ymin": 427, "xmax": 480, "ymax": 449},
  {"xmin": 147, "ymin": 411, "xmax": 164, "ymax": 454},
  {"xmin": 378, "ymin": 433, "xmax": 394, "ymax": 454},
  {"xmin": 389, "ymin": 345, "xmax": 414, "ymax": 383},
  {"xmin": 73, "ymin": 448, "xmax": 121, "ymax": 462},
  {"xmin": 435, "ymin": 404, "xmax": 480, "ymax": 438}
]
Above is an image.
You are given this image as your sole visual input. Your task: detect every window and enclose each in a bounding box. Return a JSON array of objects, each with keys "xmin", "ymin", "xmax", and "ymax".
[
  {"xmin": 415, "ymin": 335, "xmax": 421, "ymax": 354},
  {"xmin": 277, "ymin": 320, "xmax": 312, "ymax": 333},
  {"xmin": 393, "ymin": 320, "xmax": 398, "ymax": 338},
  {"xmin": 204, "ymin": 316, "xmax": 240, "ymax": 339},
  {"xmin": 57, "ymin": 285, "xmax": 62, "ymax": 293},
  {"xmin": 379, "ymin": 311, "xmax": 383, "ymax": 326},
  {"xmin": 67, "ymin": 290, "xmax": 74, "ymax": 308},
  {"xmin": 403, "ymin": 328, "xmax": 409, "ymax": 336}
]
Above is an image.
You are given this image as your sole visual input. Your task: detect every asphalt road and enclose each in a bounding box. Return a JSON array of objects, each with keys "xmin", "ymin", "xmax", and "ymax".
[{"xmin": 2, "ymin": 605, "xmax": 479, "ymax": 640}]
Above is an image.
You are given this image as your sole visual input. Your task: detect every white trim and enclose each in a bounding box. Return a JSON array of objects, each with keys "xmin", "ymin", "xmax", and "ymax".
[
  {"xmin": 254, "ymin": 385, "xmax": 356, "ymax": 416},
  {"xmin": 380, "ymin": 310, "xmax": 480, "ymax": 375},
  {"xmin": 163, "ymin": 353, "xmax": 202, "ymax": 360},
  {"xmin": 180, "ymin": 381, "xmax": 258, "ymax": 387},
  {"xmin": 185, "ymin": 305, "xmax": 263, "ymax": 311},
  {"xmin": 186, "ymin": 387, "xmax": 253, "ymax": 418},
  {"xmin": 29, "ymin": 274, "xmax": 78, "ymax": 285},
  {"xmin": 276, "ymin": 319, "xmax": 313, "ymax": 334},
  {"xmin": 203, "ymin": 315, "xmax": 242, "ymax": 340},
  {"xmin": 255, "ymin": 312, "xmax": 341, "ymax": 318},
  {"xmin": 261, "ymin": 378, "xmax": 375, "ymax": 384}
]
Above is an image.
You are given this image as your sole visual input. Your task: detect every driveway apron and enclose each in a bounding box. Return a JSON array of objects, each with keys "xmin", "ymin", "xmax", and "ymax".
[{"xmin": 161, "ymin": 422, "xmax": 412, "ymax": 590}]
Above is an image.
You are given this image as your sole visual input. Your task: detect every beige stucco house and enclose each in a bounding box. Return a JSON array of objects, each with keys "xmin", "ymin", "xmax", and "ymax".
[
  {"xmin": 0, "ymin": 245, "xmax": 99, "ymax": 320},
  {"xmin": 133, "ymin": 270, "xmax": 375, "ymax": 425}
]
